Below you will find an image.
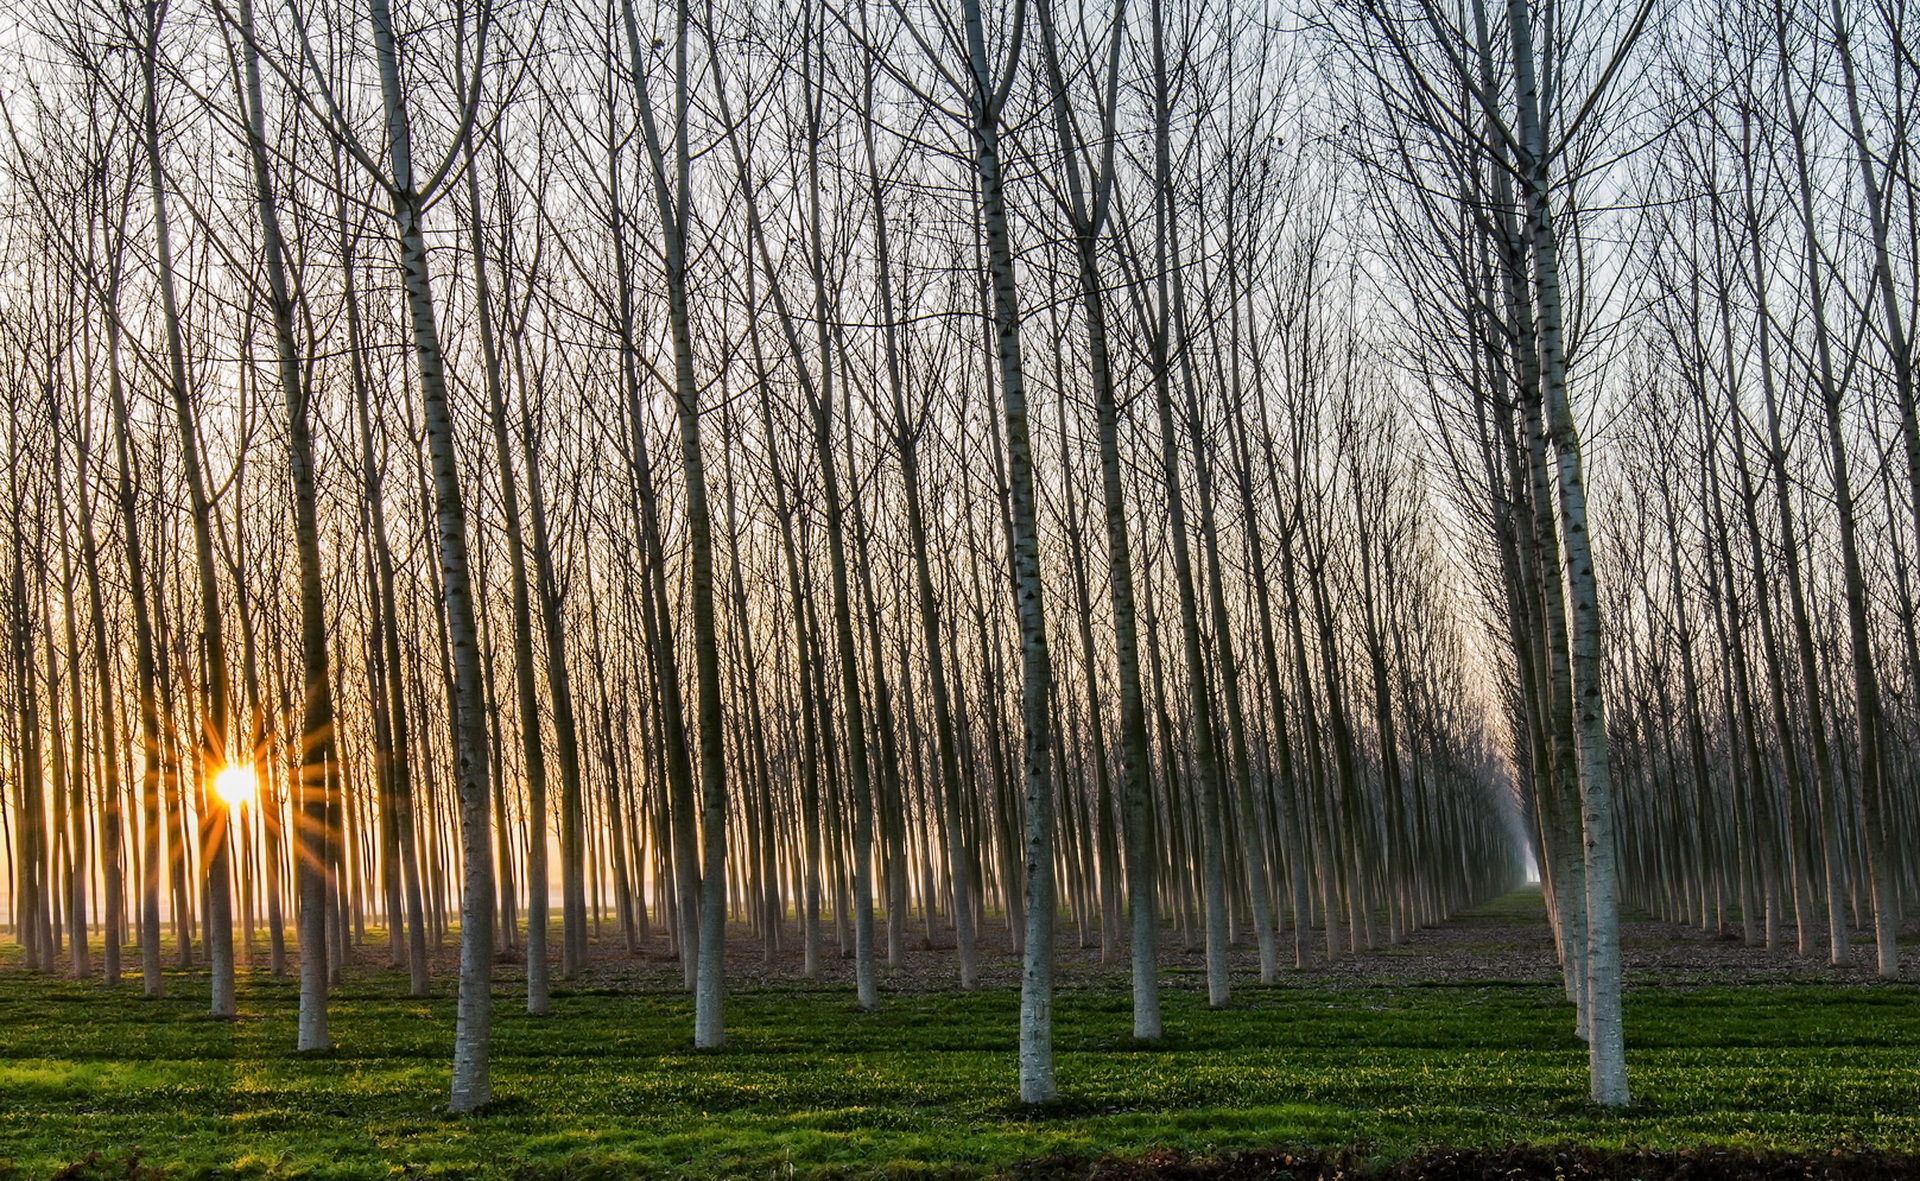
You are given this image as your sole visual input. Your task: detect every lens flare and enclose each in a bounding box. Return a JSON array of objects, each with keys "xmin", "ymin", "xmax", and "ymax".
[{"xmin": 214, "ymin": 764, "xmax": 257, "ymax": 810}]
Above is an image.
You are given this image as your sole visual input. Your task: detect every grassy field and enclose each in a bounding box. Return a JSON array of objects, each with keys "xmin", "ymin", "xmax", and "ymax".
[{"xmin": 0, "ymin": 904, "xmax": 1915, "ymax": 1179}]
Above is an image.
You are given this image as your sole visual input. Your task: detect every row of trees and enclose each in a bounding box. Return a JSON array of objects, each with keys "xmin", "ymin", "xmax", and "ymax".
[
  {"xmin": 1339, "ymin": 0, "xmax": 1920, "ymax": 1101},
  {"xmin": 1596, "ymin": 0, "xmax": 1920, "ymax": 978},
  {"xmin": 0, "ymin": 0, "xmax": 1910, "ymax": 1113}
]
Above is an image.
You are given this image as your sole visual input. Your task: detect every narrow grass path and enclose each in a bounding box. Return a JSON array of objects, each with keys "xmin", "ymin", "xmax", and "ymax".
[{"xmin": 0, "ymin": 895, "xmax": 1914, "ymax": 1179}]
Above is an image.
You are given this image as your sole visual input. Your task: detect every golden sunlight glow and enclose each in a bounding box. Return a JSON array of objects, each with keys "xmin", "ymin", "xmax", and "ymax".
[{"xmin": 213, "ymin": 764, "xmax": 258, "ymax": 811}]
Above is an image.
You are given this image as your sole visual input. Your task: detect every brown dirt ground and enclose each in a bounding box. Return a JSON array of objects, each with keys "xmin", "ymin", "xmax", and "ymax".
[{"xmin": 373, "ymin": 887, "xmax": 1920, "ymax": 994}]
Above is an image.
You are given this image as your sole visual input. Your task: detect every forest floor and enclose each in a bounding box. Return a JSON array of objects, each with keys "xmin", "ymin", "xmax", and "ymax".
[{"xmin": 0, "ymin": 890, "xmax": 1915, "ymax": 1180}]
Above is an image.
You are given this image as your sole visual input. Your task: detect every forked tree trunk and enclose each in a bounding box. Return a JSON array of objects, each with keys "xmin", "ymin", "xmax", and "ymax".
[
  {"xmin": 1034, "ymin": 0, "xmax": 1159, "ymax": 1032},
  {"xmin": 622, "ymin": 0, "xmax": 727, "ymax": 1045},
  {"xmin": 365, "ymin": 0, "xmax": 495, "ymax": 1108}
]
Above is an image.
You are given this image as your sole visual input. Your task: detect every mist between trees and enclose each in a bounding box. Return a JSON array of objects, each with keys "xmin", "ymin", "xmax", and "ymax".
[{"xmin": 0, "ymin": 0, "xmax": 1910, "ymax": 1121}]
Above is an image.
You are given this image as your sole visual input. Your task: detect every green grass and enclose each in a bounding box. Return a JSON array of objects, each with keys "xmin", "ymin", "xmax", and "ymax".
[{"xmin": 0, "ymin": 938, "xmax": 1914, "ymax": 1178}]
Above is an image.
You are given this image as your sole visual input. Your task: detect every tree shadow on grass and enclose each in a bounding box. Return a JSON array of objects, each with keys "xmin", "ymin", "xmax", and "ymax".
[{"xmin": 1011, "ymin": 1144, "xmax": 1920, "ymax": 1181}]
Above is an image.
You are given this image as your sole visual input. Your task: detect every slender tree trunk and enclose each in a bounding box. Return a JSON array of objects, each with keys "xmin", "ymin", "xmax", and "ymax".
[
  {"xmin": 622, "ymin": 0, "xmax": 727, "ymax": 1045},
  {"xmin": 1829, "ymin": 0, "xmax": 1905, "ymax": 977},
  {"xmin": 237, "ymin": 0, "xmax": 337, "ymax": 1040},
  {"xmin": 1509, "ymin": 0, "xmax": 1625, "ymax": 1102},
  {"xmin": 957, "ymin": 0, "xmax": 1056, "ymax": 1103},
  {"xmin": 463, "ymin": 129, "xmax": 551, "ymax": 1014},
  {"xmin": 140, "ymin": 0, "xmax": 237, "ymax": 1019}
]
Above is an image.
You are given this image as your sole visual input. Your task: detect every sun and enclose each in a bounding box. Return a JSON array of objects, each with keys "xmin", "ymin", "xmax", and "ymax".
[{"xmin": 213, "ymin": 764, "xmax": 258, "ymax": 810}]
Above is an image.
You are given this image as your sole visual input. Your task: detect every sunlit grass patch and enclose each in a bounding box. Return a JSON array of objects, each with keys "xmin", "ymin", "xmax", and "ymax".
[{"xmin": 0, "ymin": 957, "xmax": 1913, "ymax": 1180}]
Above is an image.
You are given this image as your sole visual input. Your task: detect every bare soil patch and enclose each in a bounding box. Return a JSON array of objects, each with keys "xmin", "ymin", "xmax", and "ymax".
[{"xmin": 417, "ymin": 889, "xmax": 1920, "ymax": 995}]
